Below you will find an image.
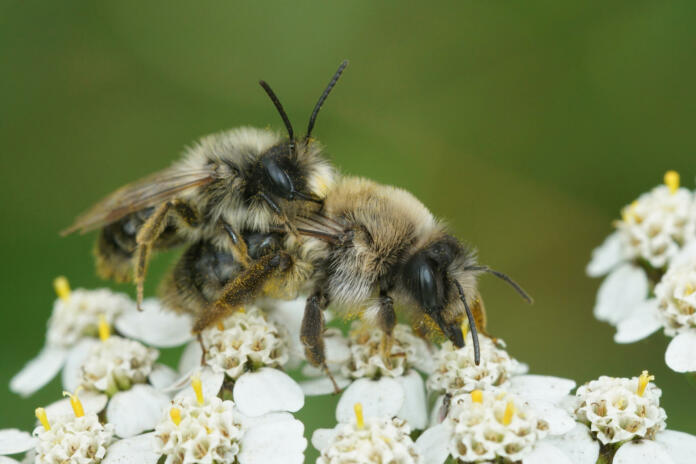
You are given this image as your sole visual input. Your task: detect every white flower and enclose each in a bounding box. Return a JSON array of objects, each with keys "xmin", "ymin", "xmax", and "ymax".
[
  {"xmin": 103, "ymin": 379, "xmax": 307, "ymax": 464},
  {"xmin": 313, "ymin": 405, "xmax": 420, "ymax": 464},
  {"xmin": 605, "ymin": 246, "xmax": 696, "ymax": 372},
  {"xmin": 10, "ymin": 279, "xmax": 134, "ymax": 397},
  {"xmin": 0, "ymin": 429, "xmax": 36, "ymax": 464},
  {"xmin": 155, "ymin": 395, "xmax": 244, "ymax": 464},
  {"xmin": 612, "ymin": 429, "xmax": 696, "ymax": 464},
  {"xmin": 587, "ymin": 172, "xmax": 696, "ymax": 330},
  {"xmin": 114, "ymin": 298, "xmax": 194, "ymax": 348},
  {"xmin": 80, "ymin": 335, "xmax": 158, "ymax": 394},
  {"xmin": 415, "ymin": 388, "xmax": 597, "ymax": 464},
  {"xmin": 574, "ymin": 371, "xmax": 666, "ymax": 444},
  {"xmin": 427, "ymin": 334, "xmax": 527, "ymax": 395},
  {"xmin": 301, "ymin": 321, "xmax": 432, "ymax": 430},
  {"xmin": 34, "ymin": 410, "xmax": 114, "ymax": 464},
  {"xmin": 172, "ymin": 308, "xmax": 304, "ymax": 419}
]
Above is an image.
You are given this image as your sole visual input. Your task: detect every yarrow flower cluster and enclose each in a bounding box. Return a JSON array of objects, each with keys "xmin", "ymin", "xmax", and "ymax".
[
  {"xmin": 201, "ymin": 308, "xmax": 289, "ymax": 379},
  {"xmin": 588, "ymin": 171, "xmax": 696, "ymax": 372},
  {"xmin": 427, "ymin": 334, "xmax": 526, "ymax": 395},
  {"xmin": 315, "ymin": 404, "xmax": 419, "ymax": 464},
  {"xmin": 80, "ymin": 335, "xmax": 158, "ymax": 394},
  {"xmin": 155, "ymin": 390, "xmax": 244, "ymax": 463},
  {"xmin": 35, "ymin": 412, "xmax": 114, "ymax": 464}
]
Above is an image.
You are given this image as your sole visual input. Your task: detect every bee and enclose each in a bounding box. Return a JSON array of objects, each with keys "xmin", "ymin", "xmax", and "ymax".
[
  {"xmin": 187, "ymin": 176, "xmax": 532, "ymax": 371},
  {"xmin": 61, "ymin": 61, "xmax": 349, "ymax": 309}
]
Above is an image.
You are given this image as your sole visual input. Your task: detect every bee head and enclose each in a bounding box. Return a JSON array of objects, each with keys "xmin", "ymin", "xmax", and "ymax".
[{"xmin": 256, "ymin": 60, "xmax": 348, "ymax": 207}]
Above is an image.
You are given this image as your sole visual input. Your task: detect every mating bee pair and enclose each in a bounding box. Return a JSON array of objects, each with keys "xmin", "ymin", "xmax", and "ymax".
[{"xmin": 62, "ymin": 61, "xmax": 531, "ymax": 379}]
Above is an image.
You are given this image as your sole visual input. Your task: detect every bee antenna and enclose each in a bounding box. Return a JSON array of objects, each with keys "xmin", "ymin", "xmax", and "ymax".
[
  {"xmin": 305, "ymin": 59, "xmax": 349, "ymax": 141},
  {"xmin": 259, "ymin": 80, "xmax": 295, "ymax": 141},
  {"xmin": 454, "ymin": 280, "xmax": 481, "ymax": 365},
  {"xmin": 466, "ymin": 266, "xmax": 533, "ymax": 304}
]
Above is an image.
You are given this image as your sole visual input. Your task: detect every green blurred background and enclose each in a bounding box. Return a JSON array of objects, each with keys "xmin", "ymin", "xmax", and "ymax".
[{"xmin": 2, "ymin": 0, "xmax": 695, "ymax": 458}]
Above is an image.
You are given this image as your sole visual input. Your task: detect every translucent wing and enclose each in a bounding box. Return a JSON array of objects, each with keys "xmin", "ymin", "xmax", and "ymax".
[{"xmin": 61, "ymin": 167, "xmax": 216, "ymax": 235}]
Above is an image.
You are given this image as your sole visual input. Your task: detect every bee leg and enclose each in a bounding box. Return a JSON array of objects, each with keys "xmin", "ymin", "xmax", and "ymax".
[
  {"xmin": 196, "ymin": 332, "xmax": 208, "ymax": 366},
  {"xmin": 221, "ymin": 220, "xmax": 251, "ymax": 268},
  {"xmin": 376, "ymin": 292, "xmax": 396, "ymax": 369},
  {"xmin": 134, "ymin": 201, "xmax": 173, "ymax": 310},
  {"xmin": 301, "ymin": 291, "xmax": 340, "ymax": 394},
  {"xmin": 193, "ymin": 251, "xmax": 292, "ymax": 332}
]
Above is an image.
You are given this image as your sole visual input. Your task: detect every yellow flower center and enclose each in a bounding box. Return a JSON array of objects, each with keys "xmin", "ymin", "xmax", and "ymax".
[
  {"xmin": 502, "ymin": 401, "xmax": 516, "ymax": 425},
  {"xmin": 470, "ymin": 390, "xmax": 483, "ymax": 403},
  {"xmin": 664, "ymin": 170, "xmax": 680, "ymax": 194},
  {"xmin": 35, "ymin": 407, "xmax": 50, "ymax": 431},
  {"xmin": 63, "ymin": 388, "xmax": 85, "ymax": 418},
  {"xmin": 170, "ymin": 407, "xmax": 182, "ymax": 426},
  {"xmin": 191, "ymin": 374, "xmax": 205, "ymax": 406},
  {"xmin": 637, "ymin": 370, "xmax": 655, "ymax": 397},
  {"xmin": 354, "ymin": 402, "xmax": 365, "ymax": 430},
  {"xmin": 98, "ymin": 315, "xmax": 110, "ymax": 342},
  {"xmin": 53, "ymin": 276, "xmax": 71, "ymax": 302}
]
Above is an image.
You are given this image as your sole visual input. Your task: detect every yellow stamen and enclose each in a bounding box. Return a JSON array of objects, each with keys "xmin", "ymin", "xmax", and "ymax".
[
  {"xmin": 354, "ymin": 402, "xmax": 365, "ymax": 430},
  {"xmin": 35, "ymin": 407, "xmax": 50, "ymax": 430},
  {"xmin": 216, "ymin": 320, "xmax": 225, "ymax": 331},
  {"xmin": 502, "ymin": 401, "xmax": 516, "ymax": 425},
  {"xmin": 98, "ymin": 315, "xmax": 110, "ymax": 342},
  {"xmin": 53, "ymin": 276, "xmax": 71, "ymax": 302},
  {"xmin": 460, "ymin": 320, "xmax": 469, "ymax": 339},
  {"xmin": 63, "ymin": 388, "xmax": 85, "ymax": 418},
  {"xmin": 169, "ymin": 407, "xmax": 181, "ymax": 426},
  {"xmin": 238, "ymin": 306, "xmax": 246, "ymax": 314},
  {"xmin": 685, "ymin": 283, "xmax": 695, "ymax": 296},
  {"xmin": 664, "ymin": 170, "xmax": 680, "ymax": 194},
  {"xmin": 191, "ymin": 374, "xmax": 204, "ymax": 406},
  {"xmin": 470, "ymin": 390, "xmax": 483, "ymax": 403},
  {"xmin": 621, "ymin": 201, "xmax": 639, "ymax": 223},
  {"xmin": 637, "ymin": 370, "xmax": 655, "ymax": 397}
]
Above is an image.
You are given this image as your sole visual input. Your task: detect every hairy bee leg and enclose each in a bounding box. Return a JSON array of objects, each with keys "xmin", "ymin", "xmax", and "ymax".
[
  {"xmin": 134, "ymin": 202, "xmax": 173, "ymax": 310},
  {"xmin": 134, "ymin": 200, "xmax": 201, "ymax": 310},
  {"xmin": 377, "ymin": 292, "xmax": 396, "ymax": 369},
  {"xmin": 193, "ymin": 251, "xmax": 292, "ymax": 332},
  {"xmin": 221, "ymin": 220, "xmax": 251, "ymax": 268},
  {"xmin": 301, "ymin": 292, "xmax": 340, "ymax": 394}
]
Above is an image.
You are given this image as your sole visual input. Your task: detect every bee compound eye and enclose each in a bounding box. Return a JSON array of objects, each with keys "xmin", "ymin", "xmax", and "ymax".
[{"xmin": 262, "ymin": 156, "xmax": 295, "ymax": 199}]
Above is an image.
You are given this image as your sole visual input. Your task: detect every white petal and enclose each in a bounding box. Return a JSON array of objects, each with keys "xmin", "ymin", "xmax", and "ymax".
[
  {"xmin": 508, "ymin": 375, "xmax": 576, "ymax": 403},
  {"xmin": 234, "ymin": 368, "xmax": 304, "ymax": 417},
  {"xmin": 522, "ymin": 441, "xmax": 573, "ymax": 464},
  {"xmin": 62, "ymin": 338, "xmax": 99, "ymax": 392},
  {"xmin": 671, "ymin": 242, "xmax": 696, "ymax": 268},
  {"xmin": 395, "ymin": 371, "xmax": 427, "ymax": 429},
  {"xmin": 44, "ymin": 391, "xmax": 107, "ymax": 422},
  {"xmin": 299, "ymin": 376, "xmax": 351, "ymax": 396},
  {"xmin": 614, "ymin": 298, "xmax": 662, "ymax": 343},
  {"xmin": 524, "ymin": 399, "xmax": 575, "ymax": 435},
  {"xmin": 587, "ymin": 232, "xmax": 625, "ymax": 277},
  {"xmin": 238, "ymin": 414, "xmax": 306, "ymax": 464},
  {"xmin": 613, "ymin": 440, "xmax": 675, "ymax": 464},
  {"xmin": 594, "ymin": 263, "xmax": 648, "ymax": 325},
  {"xmin": 665, "ymin": 332, "xmax": 696, "ymax": 372},
  {"xmin": 0, "ymin": 429, "xmax": 36, "ymax": 455},
  {"xmin": 656, "ymin": 430, "xmax": 696, "ymax": 464},
  {"xmin": 336, "ymin": 378, "xmax": 404, "ymax": 423},
  {"xmin": 414, "ymin": 423, "xmax": 451, "ymax": 464},
  {"xmin": 102, "ymin": 432, "xmax": 161, "ymax": 464},
  {"xmin": 147, "ymin": 363, "xmax": 179, "ymax": 390},
  {"xmin": 107, "ymin": 385, "xmax": 170, "ymax": 438},
  {"xmin": 542, "ymin": 423, "xmax": 599, "ymax": 464},
  {"xmin": 324, "ymin": 333, "xmax": 351, "ymax": 366},
  {"xmin": 9, "ymin": 346, "xmax": 68, "ymax": 397},
  {"xmin": 177, "ymin": 341, "xmax": 202, "ymax": 374},
  {"xmin": 311, "ymin": 427, "xmax": 338, "ymax": 452},
  {"xmin": 115, "ymin": 299, "xmax": 193, "ymax": 348},
  {"xmin": 429, "ymin": 395, "xmax": 446, "ymax": 426},
  {"xmin": 173, "ymin": 367, "xmax": 224, "ymax": 400}
]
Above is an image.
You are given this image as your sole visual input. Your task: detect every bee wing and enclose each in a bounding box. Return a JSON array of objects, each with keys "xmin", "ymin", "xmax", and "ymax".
[{"xmin": 61, "ymin": 167, "xmax": 216, "ymax": 235}]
